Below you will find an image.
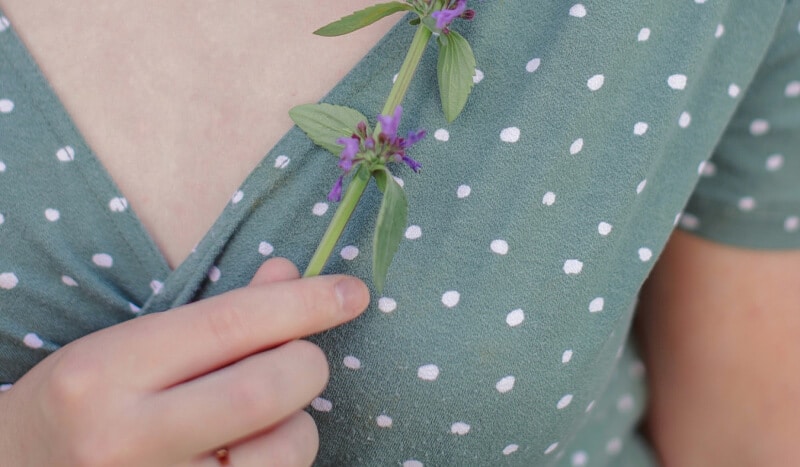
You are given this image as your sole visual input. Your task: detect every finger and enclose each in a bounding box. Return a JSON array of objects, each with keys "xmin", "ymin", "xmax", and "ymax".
[
  {"xmin": 86, "ymin": 272, "xmax": 368, "ymax": 389},
  {"xmin": 190, "ymin": 411, "xmax": 319, "ymax": 467},
  {"xmin": 145, "ymin": 340, "xmax": 326, "ymax": 463},
  {"xmin": 249, "ymin": 258, "xmax": 300, "ymax": 286}
]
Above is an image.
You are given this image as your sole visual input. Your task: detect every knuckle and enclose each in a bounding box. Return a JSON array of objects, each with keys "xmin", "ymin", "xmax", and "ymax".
[
  {"xmin": 204, "ymin": 297, "xmax": 255, "ymax": 348},
  {"xmin": 47, "ymin": 347, "xmax": 101, "ymax": 408}
]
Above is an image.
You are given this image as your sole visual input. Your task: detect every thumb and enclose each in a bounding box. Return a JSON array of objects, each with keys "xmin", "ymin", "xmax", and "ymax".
[{"xmin": 249, "ymin": 257, "xmax": 301, "ymax": 286}]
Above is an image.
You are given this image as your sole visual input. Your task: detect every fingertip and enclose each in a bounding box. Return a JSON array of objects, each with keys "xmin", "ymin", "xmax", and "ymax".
[
  {"xmin": 250, "ymin": 258, "xmax": 300, "ymax": 286},
  {"xmin": 333, "ymin": 277, "xmax": 370, "ymax": 319}
]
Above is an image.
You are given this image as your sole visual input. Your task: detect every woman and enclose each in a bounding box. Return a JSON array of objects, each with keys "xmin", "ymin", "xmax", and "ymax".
[{"xmin": 1, "ymin": 0, "xmax": 798, "ymax": 465}]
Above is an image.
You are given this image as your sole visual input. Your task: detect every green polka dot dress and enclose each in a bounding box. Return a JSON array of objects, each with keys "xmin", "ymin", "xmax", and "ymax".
[{"xmin": 2, "ymin": 1, "xmax": 799, "ymax": 465}]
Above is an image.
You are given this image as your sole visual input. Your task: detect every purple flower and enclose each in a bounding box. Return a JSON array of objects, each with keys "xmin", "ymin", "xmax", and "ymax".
[
  {"xmin": 328, "ymin": 175, "xmax": 345, "ymax": 202},
  {"xmin": 431, "ymin": 0, "xmax": 467, "ymax": 30},
  {"xmin": 377, "ymin": 105, "xmax": 403, "ymax": 139},
  {"xmin": 402, "ymin": 155, "xmax": 422, "ymax": 173},
  {"xmin": 336, "ymin": 136, "xmax": 361, "ymax": 171},
  {"xmin": 404, "ymin": 129, "xmax": 427, "ymax": 147}
]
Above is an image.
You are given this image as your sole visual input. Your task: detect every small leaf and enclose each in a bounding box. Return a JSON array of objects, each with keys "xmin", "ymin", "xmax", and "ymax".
[
  {"xmin": 372, "ymin": 168, "xmax": 408, "ymax": 292},
  {"xmin": 289, "ymin": 104, "xmax": 368, "ymax": 155},
  {"xmin": 314, "ymin": 2, "xmax": 414, "ymax": 37},
  {"xmin": 437, "ymin": 30, "xmax": 476, "ymax": 122}
]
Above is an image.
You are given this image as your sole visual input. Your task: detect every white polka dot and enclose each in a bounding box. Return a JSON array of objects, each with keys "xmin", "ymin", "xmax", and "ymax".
[
  {"xmin": 340, "ymin": 245, "xmax": 359, "ymax": 260},
  {"xmin": 378, "ymin": 297, "xmax": 397, "ymax": 313},
  {"xmin": 61, "ymin": 275, "xmax": 78, "ymax": 287},
  {"xmin": 545, "ymin": 443, "xmax": 559, "ymax": 455},
  {"xmin": 728, "ymin": 83, "xmax": 741, "ymax": 98},
  {"xmin": 0, "ymin": 161, "xmax": 6, "ymax": 172},
  {"xmin": 698, "ymin": 160, "xmax": 716, "ymax": 177},
  {"xmin": 0, "ymin": 272, "xmax": 18, "ymax": 290},
  {"xmin": 585, "ymin": 400, "xmax": 596, "ymax": 412},
  {"xmin": 571, "ymin": 451, "xmax": 589, "ymax": 466},
  {"xmin": 0, "ymin": 213, "xmax": 4, "ymax": 225},
  {"xmin": 312, "ymin": 202, "xmax": 329, "ymax": 216},
  {"xmin": 738, "ymin": 197, "xmax": 756, "ymax": 211},
  {"xmin": 56, "ymin": 146, "xmax": 75, "ymax": 162},
  {"xmin": 668, "ymin": 74, "xmax": 688, "ymax": 90},
  {"xmin": 405, "ymin": 225, "xmax": 422, "ymax": 240},
  {"xmin": 500, "ymin": 127, "xmax": 521, "ymax": 143},
  {"xmin": 343, "ymin": 356, "xmax": 362, "ymax": 370},
  {"xmin": 376, "ymin": 415, "xmax": 393, "ymax": 428},
  {"xmin": 679, "ymin": 111, "xmax": 692, "ymax": 128},
  {"xmin": 44, "ymin": 209, "xmax": 60, "ymax": 222},
  {"xmin": 393, "ymin": 176, "xmax": 404, "ymax": 188},
  {"xmin": 274, "ymin": 154, "xmax": 290, "ymax": 169},
  {"xmin": 129, "ymin": 302, "xmax": 142, "ymax": 313},
  {"xmin": 418, "ymin": 364, "xmax": 440, "ymax": 381},
  {"xmin": 557, "ymin": 394, "xmax": 574, "ymax": 409},
  {"xmin": 598, "ymin": 222, "xmax": 613, "ymax": 236},
  {"xmin": 785, "ymin": 81, "xmax": 800, "ymax": 97},
  {"xmin": 231, "ymin": 190, "xmax": 244, "ymax": 204},
  {"xmin": 441, "ymin": 290, "xmax": 460, "ymax": 308},
  {"xmin": 506, "ymin": 309, "xmax": 525, "ymax": 327},
  {"xmin": 589, "ymin": 297, "xmax": 604, "ymax": 313},
  {"xmin": 503, "ymin": 444, "xmax": 519, "ymax": 456},
  {"xmin": 0, "ymin": 16, "xmax": 9, "ymax": 32},
  {"xmin": 108, "ymin": 197, "xmax": 128, "ymax": 212},
  {"xmin": 766, "ymin": 154, "xmax": 785, "ymax": 171},
  {"xmin": 570, "ymin": 138, "xmax": 584, "ymax": 155},
  {"xmin": 473, "ymin": 68, "xmax": 484, "ymax": 84},
  {"xmin": 311, "ymin": 397, "xmax": 333, "ymax": 412},
  {"xmin": 617, "ymin": 393, "xmax": 635, "ymax": 412},
  {"xmin": 0, "ymin": 99, "xmax": 13, "ymax": 113},
  {"xmin": 633, "ymin": 122, "xmax": 648, "ymax": 135},
  {"xmin": 785, "ymin": 216, "xmax": 800, "ymax": 232},
  {"xmin": 208, "ymin": 266, "xmax": 221, "ymax": 282},
  {"xmin": 150, "ymin": 280, "xmax": 164, "ymax": 295},
  {"xmin": 563, "ymin": 259, "xmax": 584, "ymax": 275},
  {"xmin": 490, "ymin": 239, "xmax": 509, "ymax": 255},
  {"xmin": 750, "ymin": 119, "xmax": 770, "ymax": 136},
  {"xmin": 496, "ymin": 376, "xmax": 516, "ymax": 393},
  {"xmin": 526, "ymin": 58, "xmax": 541, "ymax": 73},
  {"xmin": 607, "ymin": 437, "xmax": 623, "ymax": 455},
  {"xmin": 569, "ymin": 4, "xmax": 587, "ymax": 18},
  {"xmin": 457, "ymin": 184, "xmax": 471, "ymax": 198},
  {"xmin": 403, "ymin": 461, "xmax": 423, "ymax": 467},
  {"xmin": 638, "ymin": 248, "xmax": 653, "ymax": 262},
  {"xmin": 450, "ymin": 422, "xmax": 471, "ymax": 435},
  {"xmin": 562, "ymin": 350, "xmax": 574, "ymax": 363},
  {"xmin": 715, "ymin": 23, "xmax": 725, "ymax": 38},
  {"xmin": 258, "ymin": 241, "xmax": 274, "ymax": 256},
  {"xmin": 23, "ymin": 333, "xmax": 44, "ymax": 349},
  {"xmin": 636, "ymin": 179, "xmax": 647, "ymax": 194},
  {"xmin": 680, "ymin": 213, "xmax": 700, "ymax": 230},
  {"xmin": 434, "ymin": 128, "xmax": 450, "ymax": 142},
  {"xmin": 542, "ymin": 192, "xmax": 556, "ymax": 206},
  {"xmin": 637, "ymin": 28, "xmax": 651, "ymax": 41},
  {"xmin": 629, "ymin": 360, "xmax": 646, "ymax": 379},
  {"xmin": 392, "ymin": 73, "xmax": 398, "ymax": 83},
  {"xmin": 587, "ymin": 74, "xmax": 604, "ymax": 91},
  {"xmin": 92, "ymin": 254, "xmax": 113, "ymax": 268},
  {"xmin": 0, "ymin": 384, "xmax": 12, "ymax": 392}
]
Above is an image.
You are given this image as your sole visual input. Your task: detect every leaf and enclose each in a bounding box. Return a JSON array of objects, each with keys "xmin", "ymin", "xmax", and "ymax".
[
  {"xmin": 289, "ymin": 103, "xmax": 368, "ymax": 155},
  {"xmin": 314, "ymin": 2, "xmax": 414, "ymax": 37},
  {"xmin": 371, "ymin": 168, "xmax": 408, "ymax": 292},
  {"xmin": 437, "ymin": 30, "xmax": 476, "ymax": 122}
]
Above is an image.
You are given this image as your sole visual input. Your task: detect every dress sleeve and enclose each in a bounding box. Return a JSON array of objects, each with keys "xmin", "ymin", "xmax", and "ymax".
[{"xmin": 681, "ymin": 3, "xmax": 800, "ymax": 249}]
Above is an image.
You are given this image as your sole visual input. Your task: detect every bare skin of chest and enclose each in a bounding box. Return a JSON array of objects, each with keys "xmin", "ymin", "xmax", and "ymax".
[{"xmin": 0, "ymin": 0, "xmax": 396, "ymax": 268}]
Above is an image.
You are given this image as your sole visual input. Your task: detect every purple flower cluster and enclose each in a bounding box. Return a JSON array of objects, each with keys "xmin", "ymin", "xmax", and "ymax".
[
  {"xmin": 431, "ymin": 0, "xmax": 475, "ymax": 32},
  {"xmin": 328, "ymin": 106, "xmax": 425, "ymax": 201}
]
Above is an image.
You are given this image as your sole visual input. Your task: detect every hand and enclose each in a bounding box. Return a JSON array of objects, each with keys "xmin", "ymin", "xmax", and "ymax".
[{"xmin": 0, "ymin": 258, "xmax": 369, "ymax": 467}]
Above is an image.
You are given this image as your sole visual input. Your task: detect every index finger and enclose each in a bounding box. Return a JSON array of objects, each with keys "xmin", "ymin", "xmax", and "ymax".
[{"xmin": 89, "ymin": 274, "xmax": 369, "ymax": 389}]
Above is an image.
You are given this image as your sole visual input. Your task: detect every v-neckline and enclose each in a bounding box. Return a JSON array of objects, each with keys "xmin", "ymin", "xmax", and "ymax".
[{"xmin": 0, "ymin": 9, "xmax": 411, "ymax": 309}]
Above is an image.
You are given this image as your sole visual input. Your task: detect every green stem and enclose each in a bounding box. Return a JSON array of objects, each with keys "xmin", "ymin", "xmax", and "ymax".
[{"xmin": 303, "ymin": 24, "xmax": 433, "ymax": 278}]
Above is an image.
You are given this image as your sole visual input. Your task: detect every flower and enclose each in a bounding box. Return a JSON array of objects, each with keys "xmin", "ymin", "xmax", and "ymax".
[
  {"xmin": 327, "ymin": 105, "xmax": 425, "ymax": 201},
  {"xmin": 431, "ymin": 0, "xmax": 471, "ymax": 31}
]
